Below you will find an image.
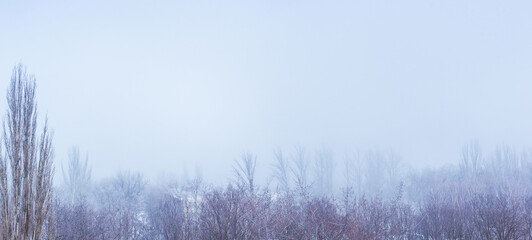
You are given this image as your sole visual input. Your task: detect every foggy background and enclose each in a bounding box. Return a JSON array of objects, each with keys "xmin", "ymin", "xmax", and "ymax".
[{"xmin": 1, "ymin": 0, "xmax": 532, "ymax": 186}]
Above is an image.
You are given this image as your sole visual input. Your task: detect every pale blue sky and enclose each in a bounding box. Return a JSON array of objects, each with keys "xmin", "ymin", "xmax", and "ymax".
[{"xmin": 1, "ymin": 0, "xmax": 532, "ymax": 185}]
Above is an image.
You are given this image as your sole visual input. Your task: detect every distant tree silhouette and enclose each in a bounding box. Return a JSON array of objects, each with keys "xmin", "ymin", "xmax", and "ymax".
[{"xmin": 62, "ymin": 146, "xmax": 91, "ymax": 205}]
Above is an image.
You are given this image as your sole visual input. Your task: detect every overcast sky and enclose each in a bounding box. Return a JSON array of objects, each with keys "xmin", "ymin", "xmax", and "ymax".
[{"xmin": 1, "ymin": 0, "xmax": 532, "ymax": 185}]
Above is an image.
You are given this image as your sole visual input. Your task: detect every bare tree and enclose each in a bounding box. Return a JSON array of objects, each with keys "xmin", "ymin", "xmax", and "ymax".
[
  {"xmin": 470, "ymin": 192, "xmax": 524, "ymax": 240},
  {"xmin": 149, "ymin": 191, "xmax": 185, "ymax": 240},
  {"xmin": 343, "ymin": 151, "xmax": 363, "ymax": 195},
  {"xmin": 93, "ymin": 171, "xmax": 147, "ymax": 239},
  {"xmin": 199, "ymin": 185, "xmax": 272, "ymax": 240},
  {"xmin": 0, "ymin": 64, "xmax": 54, "ymax": 240},
  {"xmin": 313, "ymin": 148, "xmax": 334, "ymax": 196},
  {"xmin": 62, "ymin": 146, "xmax": 91, "ymax": 205},
  {"xmin": 490, "ymin": 144, "xmax": 518, "ymax": 177},
  {"xmin": 272, "ymin": 149, "xmax": 290, "ymax": 193},
  {"xmin": 460, "ymin": 140, "xmax": 483, "ymax": 173},
  {"xmin": 417, "ymin": 192, "xmax": 474, "ymax": 240},
  {"xmin": 233, "ymin": 152, "xmax": 256, "ymax": 193},
  {"xmin": 364, "ymin": 149, "xmax": 386, "ymax": 196},
  {"xmin": 290, "ymin": 145, "xmax": 311, "ymax": 196},
  {"xmin": 382, "ymin": 149, "xmax": 403, "ymax": 197},
  {"xmin": 55, "ymin": 197, "xmax": 96, "ymax": 240}
]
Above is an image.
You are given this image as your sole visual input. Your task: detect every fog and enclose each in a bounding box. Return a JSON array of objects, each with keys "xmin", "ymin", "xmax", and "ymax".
[{"xmin": 2, "ymin": 0, "xmax": 532, "ymax": 186}]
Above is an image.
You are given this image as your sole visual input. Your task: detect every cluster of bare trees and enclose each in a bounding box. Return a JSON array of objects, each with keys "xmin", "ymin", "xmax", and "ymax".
[
  {"xmin": 271, "ymin": 146, "xmax": 405, "ymax": 199},
  {"xmin": 52, "ymin": 178, "xmax": 532, "ymax": 240},
  {"xmin": 55, "ymin": 169, "xmax": 148, "ymax": 239},
  {"xmin": 54, "ymin": 174, "xmax": 413, "ymax": 239},
  {"xmin": 51, "ymin": 143, "xmax": 532, "ymax": 240},
  {"xmin": 5, "ymin": 65, "xmax": 532, "ymax": 239},
  {"xmin": 416, "ymin": 190, "xmax": 532, "ymax": 239}
]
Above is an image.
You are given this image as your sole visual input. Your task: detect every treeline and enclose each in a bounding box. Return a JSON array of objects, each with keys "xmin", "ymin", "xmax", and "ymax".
[
  {"xmin": 3, "ymin": 65, "xmax": 532, "ymax": 239},
  {"xmin": 52, "ymin": 141, "xmax": 532, "ymax": 240}
]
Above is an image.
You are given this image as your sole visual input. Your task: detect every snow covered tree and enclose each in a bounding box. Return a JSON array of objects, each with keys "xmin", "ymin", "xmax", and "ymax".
[{"xmin": 0, "ymin": 64, "xmax": 55, "ymax": 239}]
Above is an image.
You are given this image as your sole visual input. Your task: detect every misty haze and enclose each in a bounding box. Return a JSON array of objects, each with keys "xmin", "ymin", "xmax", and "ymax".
[{"xmin": 1, "ymin": 1, "xmax": 532, "ymax": 239}]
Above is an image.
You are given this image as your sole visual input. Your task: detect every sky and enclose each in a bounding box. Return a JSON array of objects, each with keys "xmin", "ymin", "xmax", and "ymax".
[{"xmin": 1, "ymin": 0, "xmax": 532, "ymax": 186}]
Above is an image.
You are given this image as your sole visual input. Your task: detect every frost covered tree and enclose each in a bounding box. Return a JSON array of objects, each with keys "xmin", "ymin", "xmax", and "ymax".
[
  {"xmin": 94, "ymin": 171, "xmax": 146, "ymax": 239},
  {"xmin": 0, "ymin": 64, "xmax": 54, "ymax": 239}
]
